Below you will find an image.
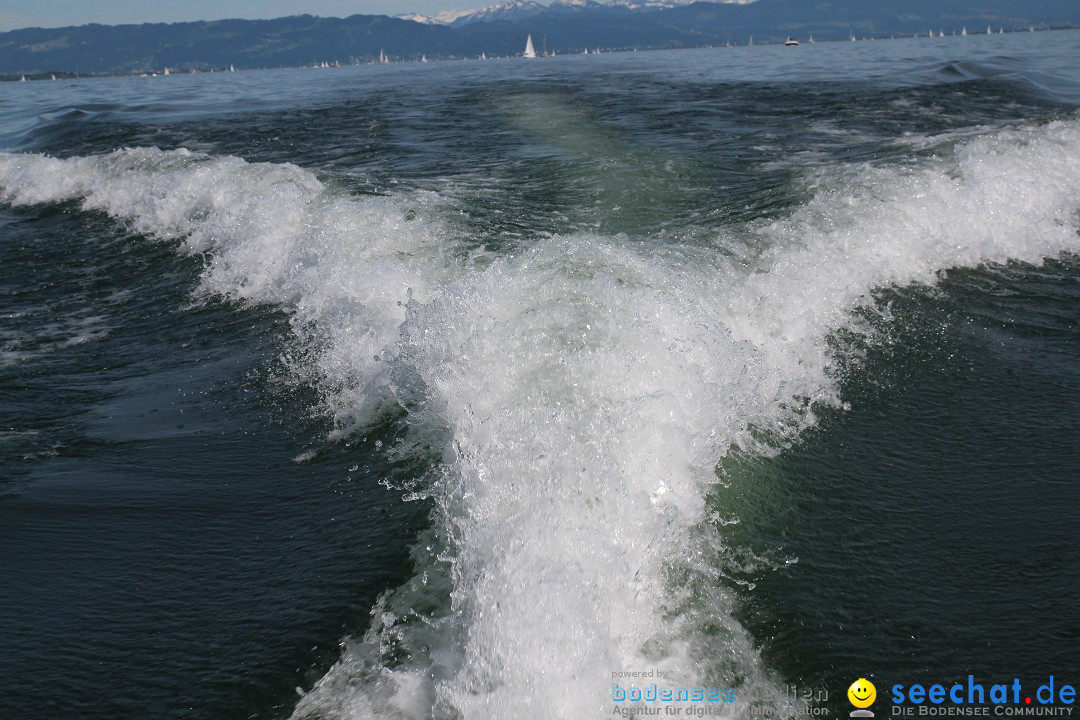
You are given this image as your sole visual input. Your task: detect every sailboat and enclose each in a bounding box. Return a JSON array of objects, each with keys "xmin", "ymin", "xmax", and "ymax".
[
  {"xmin": 378, "ymin": 49, "xmax": 388, "ymax": 65},
  {"xmin": 961, "ymin": 27, "xmax": 967, "ymax": 37},
  {"xmin": 523, "ymin": 34, "xmax": 537, "ymax": 59},
  {"xmin": 421, "ymin": 54, "xmax": 428, "ymax": 63},
  {"xmin": 987, "ymin": 26, "xmax": 993, "ymax": 35}
]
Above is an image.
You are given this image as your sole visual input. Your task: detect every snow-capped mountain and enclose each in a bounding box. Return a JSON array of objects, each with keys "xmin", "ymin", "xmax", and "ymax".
[
  {"xmin": 399, "ymin": 0, "xmax": 713, "ymax": 27},
  {"xmin": 606, "ymin": 0, "xmax": 697, "ymax": 9},
  {"xmin": 547, "ymin": 0, "xmax": 608, "ymax": 11},
  {"xmin": 607, "ymin": 0, "xmax": 754, "ymax": 8},
  {"xmin": 399, "ymin": 8, "xmax": 480, "ymax": 25},
  {"xmin": 396, "ymin": 13, "xmax": 434, "ymax": 23},
  {"xmin": 449, "ymin": 0, "xmax": 547, "ymax": 27}
]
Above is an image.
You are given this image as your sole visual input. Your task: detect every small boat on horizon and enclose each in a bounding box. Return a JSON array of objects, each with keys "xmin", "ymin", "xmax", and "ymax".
[
  {"xmin": 785, "ymin": 37, "xmax": 799, "ymax": 46},
  {"xmin": 523, "ymin": 34, "xmax": 537, "ymax": 59}
]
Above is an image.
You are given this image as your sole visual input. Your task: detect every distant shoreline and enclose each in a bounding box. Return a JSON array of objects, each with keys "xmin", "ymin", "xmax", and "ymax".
[{"xmin": 4, "ymin": 23, "xmax": 1077, "ymax": 81}]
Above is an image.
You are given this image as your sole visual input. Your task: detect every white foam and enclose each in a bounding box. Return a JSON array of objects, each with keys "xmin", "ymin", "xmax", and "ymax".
[
  {"xmin": 2, "ymin": 118, "xmax": 1079, "ymax": 719},
  {"xmin": 0, "ymin": 147, "xmax": 452, "ymax": 425}
]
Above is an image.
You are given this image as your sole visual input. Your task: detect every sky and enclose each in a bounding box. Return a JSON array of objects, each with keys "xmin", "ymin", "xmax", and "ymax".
[{"xmin": 0, "ymin": 0, "xmax": 530, "ymax": 32}]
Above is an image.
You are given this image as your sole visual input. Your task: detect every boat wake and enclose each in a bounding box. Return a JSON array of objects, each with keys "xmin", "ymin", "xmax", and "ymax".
[{"xmin": 2, "ymin": 117, "xmax": 1079, "ymax": 719}]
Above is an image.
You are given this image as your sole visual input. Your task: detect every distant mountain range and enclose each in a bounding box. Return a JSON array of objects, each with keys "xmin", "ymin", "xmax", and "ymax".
[
  {"xmin": 2, "ymin": 0, "xmax": 1079, "ymax": 77},
  {"xmin": 399, "ymin": 0, "xmax": 749, "ymax": 28}
]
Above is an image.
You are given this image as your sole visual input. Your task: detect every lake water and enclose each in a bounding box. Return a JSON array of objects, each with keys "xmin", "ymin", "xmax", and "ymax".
[{"xmin": 2, "ymin": 29, "xmax": 1079, "ymax": 720}]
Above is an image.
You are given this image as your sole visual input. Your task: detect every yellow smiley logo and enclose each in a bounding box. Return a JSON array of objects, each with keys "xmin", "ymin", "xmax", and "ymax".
[{"xmin": 848, "ymin": 678, "xmax": 877, "ymax": 709}]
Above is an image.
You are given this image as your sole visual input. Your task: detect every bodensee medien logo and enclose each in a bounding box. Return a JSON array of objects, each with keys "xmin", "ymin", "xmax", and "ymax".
[{"xmin": 612, "ymin": 683, "xmax": 737, "ymax": 703}]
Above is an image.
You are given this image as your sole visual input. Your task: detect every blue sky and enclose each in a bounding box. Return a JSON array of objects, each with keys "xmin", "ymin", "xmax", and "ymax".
[{"xmin": 0, "ymin": 0, "xmax": 525, "ymax": 31}]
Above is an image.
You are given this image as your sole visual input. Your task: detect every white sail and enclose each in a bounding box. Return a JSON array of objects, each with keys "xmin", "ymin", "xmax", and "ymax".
[{"xmin": 523, "ymin": 34, "xmax": 536, "ymax": 59}]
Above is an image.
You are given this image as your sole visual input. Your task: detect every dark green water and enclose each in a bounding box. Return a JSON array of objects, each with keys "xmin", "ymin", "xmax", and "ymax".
[{"xmin": 1, "ymin": 30, "xmax": 1078, "ymax": 720}]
